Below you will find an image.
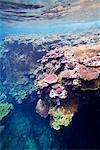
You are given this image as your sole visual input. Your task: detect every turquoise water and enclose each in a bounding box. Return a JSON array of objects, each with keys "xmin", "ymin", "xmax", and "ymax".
[{"xmin": 1, "ymin": 20, "xmax": 100, "ymax": 38}]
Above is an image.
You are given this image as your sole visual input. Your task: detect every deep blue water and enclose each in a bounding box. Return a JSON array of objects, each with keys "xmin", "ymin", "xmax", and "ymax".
[{"xmin": 1, "ymin": 91, "xmax": 100, "ymax": 149}]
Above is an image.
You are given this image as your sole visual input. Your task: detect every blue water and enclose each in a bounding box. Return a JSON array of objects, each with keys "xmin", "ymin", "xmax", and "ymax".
[{"xmin": 1, "ymin": 20, "xmax": 100, "ymax": 38}]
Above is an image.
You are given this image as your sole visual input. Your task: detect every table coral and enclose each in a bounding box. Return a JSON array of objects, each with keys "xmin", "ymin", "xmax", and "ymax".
[
  {"xmin": 77, "ymin": 65, "xmax": 99, "ymax": 81},
  {"xmin": 43, "ymin": 74, "xmax": 58, "ymax": 84}
]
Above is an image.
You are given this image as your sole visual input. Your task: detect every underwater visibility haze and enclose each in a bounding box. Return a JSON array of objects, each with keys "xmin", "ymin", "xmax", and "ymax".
[{"xmin": 0, "ymin": 0, "xmax": 100, "ymax": 150}]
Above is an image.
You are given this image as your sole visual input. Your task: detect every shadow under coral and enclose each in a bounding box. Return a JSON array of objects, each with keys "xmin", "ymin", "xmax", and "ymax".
[
  {"xmin": 60, "ymin": 91, "xmax": 100, "ymax": 149},
  {"xmin": 0, "ymin": 92, "xmax": 100, "ymax": 150}
]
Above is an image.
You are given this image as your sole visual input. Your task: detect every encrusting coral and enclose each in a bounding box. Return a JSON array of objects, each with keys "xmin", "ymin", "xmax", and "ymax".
[
  {"xmin": 0, "ymin": 102, "xmax": 14, "ymax": 121},
  {"xmin": 34, "ymin": 44, "xmax": 100, "ymax": 130}
]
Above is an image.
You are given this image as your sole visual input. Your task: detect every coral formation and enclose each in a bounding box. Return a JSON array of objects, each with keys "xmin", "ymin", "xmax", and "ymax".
[
  {"xmin": 0, "ymin": 102, "xmax": 14, "ymax": 121},
  {"xmin": 49, "ymin": 106, "xmax": 74, "ymax": 130},
  {"xmin": 34, "ymin": 44, "xmax": 100, "ymax": 130}
]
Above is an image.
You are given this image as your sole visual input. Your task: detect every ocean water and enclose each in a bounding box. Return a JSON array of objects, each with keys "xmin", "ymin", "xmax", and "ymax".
[{"xmin": 0, "ymin": 0, "xmax": 100, "ymax": 150}]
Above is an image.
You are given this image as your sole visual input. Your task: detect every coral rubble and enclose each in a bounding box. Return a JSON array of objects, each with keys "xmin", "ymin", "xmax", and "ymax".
[{"xmin": 35, "ymin": 44, "xmax": 100, "ymax": 130}]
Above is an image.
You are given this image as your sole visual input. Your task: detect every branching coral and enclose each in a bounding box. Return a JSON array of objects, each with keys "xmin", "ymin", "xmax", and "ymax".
[{"xmin": 0, "ymin": 102, "xmax": 14, "ymax": 121}]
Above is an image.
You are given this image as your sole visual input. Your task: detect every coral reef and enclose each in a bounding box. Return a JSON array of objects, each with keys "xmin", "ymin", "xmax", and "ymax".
[
  {"xmin": 0, "ymin": 32, "xmax": 100, "ymax": 130},
  {"xmin": 34, "ymin": 44, "xmax": 100, "ymax": 130},
  {"xmin": 0, "ymin": 31, "xmax": 99, "ymax": 105}
]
